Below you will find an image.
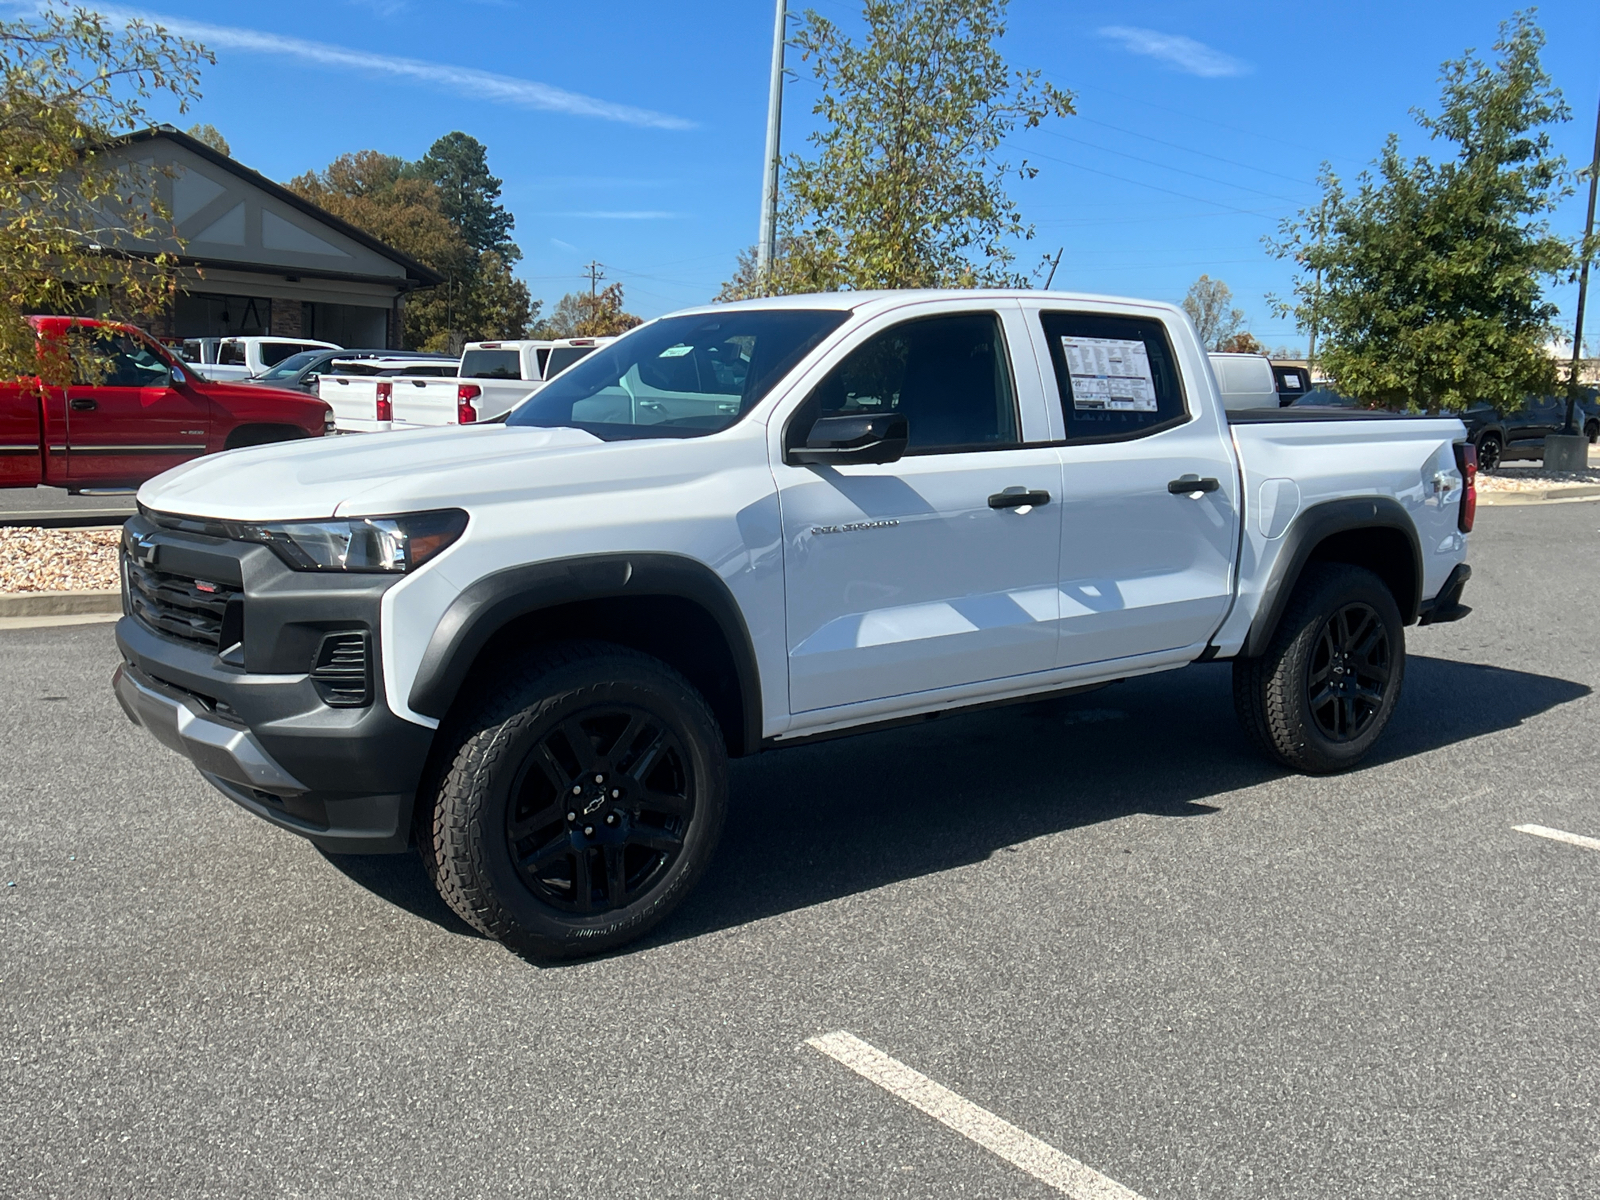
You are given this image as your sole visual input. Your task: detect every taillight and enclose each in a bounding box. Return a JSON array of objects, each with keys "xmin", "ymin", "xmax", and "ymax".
[
  {"xmin": 375, "ymin": 381, "xmax": 393, "ymax": 423},
  {"xmin": 457, "ymin": 383, "xmax": 480, "ymax": 425},
  {"xmin": 1453, "ymin": 442, "xmax": 1477, "ymax": 533}
]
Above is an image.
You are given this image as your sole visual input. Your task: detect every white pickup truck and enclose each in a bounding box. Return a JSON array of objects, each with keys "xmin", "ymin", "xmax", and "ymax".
[
  {"xmin": 113, "ymin": 289, "xmax": 1476, "ymax": 960},
  {"xmin": 321, "ymin": 337, "xmax": 610, "ymax": 432},
  {"xmin": 177, "ymin": 336, "xmax": 342, "ymax": 382}
]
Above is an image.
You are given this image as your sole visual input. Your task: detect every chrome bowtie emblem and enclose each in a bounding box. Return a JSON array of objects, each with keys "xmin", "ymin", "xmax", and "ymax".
[{"xmin": 128, "ymin": 531, "xmax": 159, "ymax": 565}]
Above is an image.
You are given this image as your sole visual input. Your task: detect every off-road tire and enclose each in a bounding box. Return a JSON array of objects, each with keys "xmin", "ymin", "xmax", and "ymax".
[
  {"xmin": 1233, "ymin": 563, "xmax": 1405, "ymax": 773},
  {"xmin": 422, "ymin": 640, "xmax": 728, "ymax": 959}
]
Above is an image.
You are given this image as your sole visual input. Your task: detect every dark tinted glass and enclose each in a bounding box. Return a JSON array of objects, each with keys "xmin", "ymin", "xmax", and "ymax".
[
  {"xmin": 545, "ymin": 345, "xmax": 597, "ymax": 378},
  {"xmin": 460, "ymin": 349, "xmax": 523, "ymax": 379},
  {"xmin": 788, "ymin": 313, "xmax": 1018, "ymax": 454},
  {"xmin": 1039, "ymin": 312, "xmax": 1187, "ymax": 441},
  {"xmin": 258, "ymin": 342, "xmax": 299, "ymax": 367},
  {"xmin": 510, "ymin": 310, "xmax": 847, "ymax": 440},
  {"xmin": 257, "ymin": 350, "xmax": 325, "ymax": 380},
  {"xmin": 218, "ymin": 342, "xmax": 247, "ymax": 365},
  {"xmin": 87, "ymin": 333, "xmax": 171, "ymax": 388}
]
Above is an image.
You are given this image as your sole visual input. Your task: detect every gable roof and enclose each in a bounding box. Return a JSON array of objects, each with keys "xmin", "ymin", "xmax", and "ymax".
[{"xmin": 123, "ymin": 126, "xmax": 445, "ymax": 288}]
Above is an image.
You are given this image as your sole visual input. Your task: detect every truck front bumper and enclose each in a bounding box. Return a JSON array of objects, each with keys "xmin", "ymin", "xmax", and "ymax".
[{"xmin": 112, "ymin": 512, "xmax": 436, "ymax": 854}]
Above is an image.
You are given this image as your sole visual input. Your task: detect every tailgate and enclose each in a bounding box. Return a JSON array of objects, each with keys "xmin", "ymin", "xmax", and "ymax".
[
  {"xmin": 319, "ymin": 376, "xmax": 383, "ymax": 431},
  {"xmin": 391, "ymin": 378, "xmax": 459, "ymax": 428}
]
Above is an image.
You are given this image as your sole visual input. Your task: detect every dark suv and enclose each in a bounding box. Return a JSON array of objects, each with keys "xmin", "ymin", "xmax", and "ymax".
[{"xmin": 1462, "ymin": 393, "xmax": 1600, "ymax": 471}]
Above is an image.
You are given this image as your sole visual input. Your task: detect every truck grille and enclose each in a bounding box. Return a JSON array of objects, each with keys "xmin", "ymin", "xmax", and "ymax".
[{"xmin": 124, "ymin": 554, "xmax": 242, "ymax": 650}]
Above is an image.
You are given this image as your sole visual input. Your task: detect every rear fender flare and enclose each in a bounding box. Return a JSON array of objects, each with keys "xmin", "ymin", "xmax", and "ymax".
[{"xmin": 1242, "ymin": 497, "xmax": 1422, "ymax": 658}]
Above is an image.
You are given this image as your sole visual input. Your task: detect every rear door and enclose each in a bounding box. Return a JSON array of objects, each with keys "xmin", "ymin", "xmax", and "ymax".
[
  {"xmin": 0, "ymin": 383, "xmax": 43, "ymax": 487},
  {"xmin": 1027, "ymin": 307, "xmax": 1239, "ymax": 668},
  {"xmin": 65, "ymin": 332, "xmax": 210, "ymax": 488}
]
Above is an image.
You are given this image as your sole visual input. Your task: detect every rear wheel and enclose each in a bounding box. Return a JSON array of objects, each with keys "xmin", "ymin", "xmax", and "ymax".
[
  {"xmin": 1233, "ymin": 563, "xmax": 1405, "ymax": 773},
  {"xmin": 423, "ymin": 641, "xmax": 728, "ymax": 959},
  {"xmin": 1476, "ymin": 433, "xmax": 1502, "ymax": 472}
]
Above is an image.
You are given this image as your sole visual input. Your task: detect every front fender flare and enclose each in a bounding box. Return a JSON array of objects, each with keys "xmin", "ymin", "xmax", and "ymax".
[{"xmin": 407, "ymin": 553, "xmax": 762, "ymax": 754}]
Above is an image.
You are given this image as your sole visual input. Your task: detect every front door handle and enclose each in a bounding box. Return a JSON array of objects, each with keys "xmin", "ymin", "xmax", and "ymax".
[
  {"xmin": 1168, "ymin": 476, "xmax": 1220, "ymax": 495},
  {"xmin": 69, "ymin": 397, "xmax": 97, "ymax": 411},
  {"xmin": 989, "ymin": 489, "xmax": 1051, "ymax": 510}
]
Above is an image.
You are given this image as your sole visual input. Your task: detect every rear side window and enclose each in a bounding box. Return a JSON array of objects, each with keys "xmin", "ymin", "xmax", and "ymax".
[
  {"xmin": 258, "ymin": 342, "xmax": 299, "ymax": 367},
  {"xmin": 1038, "ymin": 312, "xmax": 1187, "ymax": 442},
  {"xmin": 218, "ymin": 341, "xmax": 247, "ymax": 365},
  {"xmin": 460, "ymin": 349, "xmax": 523, "ymax": 379}
]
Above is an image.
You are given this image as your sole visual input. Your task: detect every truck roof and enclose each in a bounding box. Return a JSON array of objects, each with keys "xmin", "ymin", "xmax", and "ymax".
[{"xmin": 679, "ymin": 288, "xmax": 1188, "ymax": 320}]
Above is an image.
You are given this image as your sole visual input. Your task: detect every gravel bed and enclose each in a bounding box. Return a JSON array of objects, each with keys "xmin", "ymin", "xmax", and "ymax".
[
  {"xmin": 0, "ymin": 527, "xmax": 121, "ymax": 593},
  {"xmin": 1478, "ymin": 466, "xmax": 1600, "ymax": 492}
]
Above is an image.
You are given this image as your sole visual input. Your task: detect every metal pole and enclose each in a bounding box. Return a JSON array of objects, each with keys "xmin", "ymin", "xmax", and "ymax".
[
  {"xmin": 756, "ymin": 0, "xmax": 787, "ymax": 285},
  {"xmin": 1563, "ymin": 90, "xmax": 1600, "ymax": 435}
]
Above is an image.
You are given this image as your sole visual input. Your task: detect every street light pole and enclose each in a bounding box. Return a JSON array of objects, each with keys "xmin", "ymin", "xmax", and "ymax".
[
  {"xmin": 756, "ymin": 0, "xmax": 787, "ymax": 287},
  {"xmin": 1564, "ymin": 91, "xmax": 1600, "ymax": 435}
]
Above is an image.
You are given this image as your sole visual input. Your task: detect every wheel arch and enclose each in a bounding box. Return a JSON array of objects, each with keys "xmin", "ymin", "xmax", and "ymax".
[
  {"xmin": 408, "ymin": 553, "xmax": 762, "ymax": 757},
  {"xmin": 1242, "ymin": 497, "xmax": 1422, "ymax": 658}
]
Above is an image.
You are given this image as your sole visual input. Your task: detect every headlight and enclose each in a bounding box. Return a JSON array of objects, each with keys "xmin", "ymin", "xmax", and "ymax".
[{"xmin": 234, "ymin": 509, "xmax": 468, "ymax": 572}]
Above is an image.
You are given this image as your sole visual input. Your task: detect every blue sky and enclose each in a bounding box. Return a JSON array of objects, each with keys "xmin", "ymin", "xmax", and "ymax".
[{"xmin": 108, "ymin": 0, "xmax": 1600, "ymax": 348}]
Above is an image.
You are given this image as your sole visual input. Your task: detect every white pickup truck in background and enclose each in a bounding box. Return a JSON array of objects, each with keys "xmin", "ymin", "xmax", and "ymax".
[
  {"xmin": 177, "ymin": 336, "xmax": 343, "ymax": 382},
  {"xmin": 118, "ymin": 288, "xmax": 1476, "ymax": 960},
  {"xmin": 321, "ymin": 337, "xmax": 613, "ymax": 433}
]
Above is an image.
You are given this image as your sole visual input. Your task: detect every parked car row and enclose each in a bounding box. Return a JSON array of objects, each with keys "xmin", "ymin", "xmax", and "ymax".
[
  {"xmin": 321, "ymin": 337, "xmax": 613, "ymax": 433},
  {"xmin": 170, "ymin": 336, "xmax": 344, "ymax": 382}
]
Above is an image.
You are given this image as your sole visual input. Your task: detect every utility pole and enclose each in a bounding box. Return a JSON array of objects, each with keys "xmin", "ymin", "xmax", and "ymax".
[
  {"xmin": 1043, "ymin": 248, "xmax": 1063, "ymax": 289},
  {"xmin": 584, "ymin": 260, "xmax": 604, "ymax": 300},
  {"xmin": 1306, "ymin": 196, "xmax": 1329, "ymax": 380},
  {"xmin": 1563, "ymin": 90, "xmax": 1600, "ymax": 435},
  {"xmin": 756, "ymin": 0, "xmax": 787, "ymax": 286}
]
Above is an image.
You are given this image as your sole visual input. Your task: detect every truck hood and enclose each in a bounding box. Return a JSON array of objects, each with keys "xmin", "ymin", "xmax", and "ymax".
[{"xmin": 139, "ymin": 425, "xmax": 612, "ymax": 520}]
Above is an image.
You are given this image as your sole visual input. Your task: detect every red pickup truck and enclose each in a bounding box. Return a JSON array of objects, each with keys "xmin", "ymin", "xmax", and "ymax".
[{"xmin": 1, "ymin": 317, "xmax": 331, "ymax": 492}]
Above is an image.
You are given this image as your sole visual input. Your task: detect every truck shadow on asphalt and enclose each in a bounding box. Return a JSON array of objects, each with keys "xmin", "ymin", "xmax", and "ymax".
[{"xmin": 318, "ymin": 655, "xmax": 1588, "ymax": 955}]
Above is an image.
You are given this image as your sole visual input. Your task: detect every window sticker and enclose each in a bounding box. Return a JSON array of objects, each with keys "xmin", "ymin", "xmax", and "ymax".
[
  {"xmin": 658, "ymin": 344, "xmax": 694, "ymax": 358},
  {"xmin": 1060, "ymin": 336, "xmax": 1158, "ymax": 412}
]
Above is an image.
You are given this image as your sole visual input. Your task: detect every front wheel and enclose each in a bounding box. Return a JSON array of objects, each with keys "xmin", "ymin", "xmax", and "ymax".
[
  {"xmin": 423, "ymin": 641, "xmax": 729, "ymax": 959},
  {"xmin": 1233, "ymin": 563, "xmax": 1405, "ymax": 773}
]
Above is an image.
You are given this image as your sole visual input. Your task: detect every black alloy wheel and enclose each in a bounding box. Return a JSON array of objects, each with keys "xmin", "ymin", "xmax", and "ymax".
[
  {"xmin": 1232, "ymin": 562, "xmax": 1405, "ymax": 773},
  {"xmin": 506, "ymin": 705, "xmax": 693, "ymax": 914},
  {"xmin": 1476, "ymin": 433, "xmax": 1502, "ymax": 472},
  {"xmin": 1305, "ymin": 601, "xmax": 1391, "ymax": 743},
  {"xmin": 424, "ymin": 641, "xmax": 729, "ymax": 959}
]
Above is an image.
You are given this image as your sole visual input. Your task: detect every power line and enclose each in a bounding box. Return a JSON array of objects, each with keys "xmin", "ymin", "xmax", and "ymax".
[
  {"xmin": 1030, "ymin": 127, "xmax": 1312, "ymax": 203},
  {"xmin": 1005, "ymin": 141, "xmax": 1293, "ymax": 218},
  {"xmin": 1071, "ymin": 115, "xmax": 1320, "ymax": 187}
]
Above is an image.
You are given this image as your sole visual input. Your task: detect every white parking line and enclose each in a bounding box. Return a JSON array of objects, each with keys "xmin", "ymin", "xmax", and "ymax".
[
  {"xmin": 806, "ymin": 1030, "xmax": 1148, "ymax": 1200},
  {"xmin": 1514, "ymin": 824, "xmax": 1600, "ymax": 853}
]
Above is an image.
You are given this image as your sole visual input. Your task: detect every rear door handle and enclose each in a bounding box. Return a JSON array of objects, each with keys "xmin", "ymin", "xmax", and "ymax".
[
  {"xmin": 1168, "ymin": 476, "xmax": 1220, "ymax": 495},
  {"xmin": 69, "ymin": 397, "xmax": 97, "ymax": 411},
  {"xmin": 989, "ymin": 489, "xmax": 1051, "ymax": 510}
]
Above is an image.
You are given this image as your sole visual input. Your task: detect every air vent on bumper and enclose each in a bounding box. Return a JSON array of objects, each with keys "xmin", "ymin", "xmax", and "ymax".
[{"xmin": 311, "ymin": 632, "xmax": 371, "ymax": 707}]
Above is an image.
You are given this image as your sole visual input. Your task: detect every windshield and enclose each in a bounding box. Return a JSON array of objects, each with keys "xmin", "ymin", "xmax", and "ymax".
[
  {"xmin": 256, "ymin": 351, "xmax": 325, "ymax": 381},
  {"xmin": 507, "ymin": 310, "xmax": 847, "ymax": 439}
]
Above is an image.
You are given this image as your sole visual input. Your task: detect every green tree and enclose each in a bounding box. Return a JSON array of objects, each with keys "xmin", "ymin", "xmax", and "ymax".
[
  {"xmin": 732, "ymin": 0, "xmax": 1073, "ymax": 296},
  {"xmin": 289, "ymin": 142, "xmax": 535, "ymax": 350},
  {"xmin": 1181, "ymin": 274, "xmax": 1247, "ymax": 350},
  {"xmin": 185, "ymin": 121, "xmax": 228, "ymax": 156},
  {"xmin": 410, "ymin": 131, "xmax": 517, "ymax": 260},
  {"xmin": 1270, "ymin": 13, "xmax": 1573, "ymax": 413},
  {"xmin": 536, "ymin": 283, "xmax": 642, "ymax": 338},
  {"xmin": 1, "ymin": 2, "xmax": 211, "ymax": 385}
]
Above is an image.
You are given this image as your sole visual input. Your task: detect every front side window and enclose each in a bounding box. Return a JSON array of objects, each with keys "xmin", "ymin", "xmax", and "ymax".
[
  {"xmin": 81, "ymin": 333, "xmax": 171, "ymax": 388},
  {"xmin": 787, "ymin": 312, "xmax": 1019, "ymax": 455},
  {"xmin": 218, "ymin": 341, "xmax": 247, "ymax": 366},
  {"xmin": 1039, "ymin": 312, "xmax": 1188, "ymax": 442},
  {"xmin": 509, "ymin": 310, "xmax": 847, "ymax": 440},
  {"xmin": 258, "ymin": 341, "xmax": 300, "ymax": 368},
  {"xmin": 460, "ymin": 349, "xmax": 522, "ymax": 379}
]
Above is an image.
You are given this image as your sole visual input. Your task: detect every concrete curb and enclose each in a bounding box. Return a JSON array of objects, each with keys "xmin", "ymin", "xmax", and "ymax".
[
  {"xmin": 0, "ymin": 510, "xmax": 134, "ymax": 529},
  {"xmin": 0, "ymin": 589, "xmax": 121, "ymax": 617},
  {"xmin": 1479, "ymin": 485, "xmax": 1600, "ymax": 506}
]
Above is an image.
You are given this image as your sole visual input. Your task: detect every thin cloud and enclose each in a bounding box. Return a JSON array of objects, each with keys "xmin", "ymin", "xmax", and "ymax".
[
  {"xmin": 549, "ymin": 238, "xmax": 579, "ymax": 251},
  {"xmin": 85, "ymin": 6, "xmax": 694, "ymax": 129},
  {"xmin": 1097, "ymin": 26, "xmax": 1250, "ymax": 78},
  {"xmin": 540, "ymin": 210, "xmax": 683, "ymax": 220}
]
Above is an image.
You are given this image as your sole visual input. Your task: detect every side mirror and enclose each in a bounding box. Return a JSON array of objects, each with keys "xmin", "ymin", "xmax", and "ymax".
[
  {"xmin": 303, "ymin": 373, "xmax": 320, "ymax": 391},
  {"xmin": 169, "ymin": 364, "xmax": 187, "ymax": 386},
  {"xmin": 789, "ymin": 413, "xmax": 909, "ymax": 466}
]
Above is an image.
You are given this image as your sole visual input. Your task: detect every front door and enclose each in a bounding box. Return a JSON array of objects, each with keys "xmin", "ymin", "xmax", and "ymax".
[
  {"xmin": 1031, "ymin": 308, "xmax": 1239, "ymax": 667},
  {"xmin": 67, "ymin": 332, "xmax": 210, "ymax": 488},
  {"xmin": 775, "ymin": 311, "xmax": 1064, "ymax": 714}
]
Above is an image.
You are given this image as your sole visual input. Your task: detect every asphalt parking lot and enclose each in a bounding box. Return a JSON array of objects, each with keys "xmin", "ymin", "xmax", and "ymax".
[{"xmin": 4, "ymin": 501, "xmax": 1598, "ymax": 1199}]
